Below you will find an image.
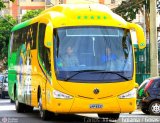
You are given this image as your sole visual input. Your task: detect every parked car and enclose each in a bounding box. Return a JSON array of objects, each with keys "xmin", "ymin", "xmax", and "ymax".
[
  {"xmin": 0, "ymin": 75, "xmax": 8, "ymax": 99},
  {"xmin": 137, "ymin": 77, "xmax": 160, "ymax": 115},
  {"xmin": 0, "ymin": 74, "xmax": 4, "ymax": 97}
]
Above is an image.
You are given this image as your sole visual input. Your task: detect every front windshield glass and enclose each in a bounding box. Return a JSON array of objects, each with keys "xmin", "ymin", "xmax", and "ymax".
[{"xmin": 54, "ymin": 26, "xmax": 133, "ymax": 82}]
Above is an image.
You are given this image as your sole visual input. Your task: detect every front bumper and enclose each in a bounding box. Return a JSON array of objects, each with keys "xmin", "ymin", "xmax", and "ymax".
[{"xmin": 47, "ymin": 96, "xmax": 136, "ymax": 113}]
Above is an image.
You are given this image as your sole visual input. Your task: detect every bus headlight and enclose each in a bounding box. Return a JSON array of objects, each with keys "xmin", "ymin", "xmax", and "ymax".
[
  {"xmin": 118, "ymin": 88, "xmax": 136, "ymax": 99},
  {"xmin": 53, "ymin": 90, "xmax": 73, "ymax": 99}
]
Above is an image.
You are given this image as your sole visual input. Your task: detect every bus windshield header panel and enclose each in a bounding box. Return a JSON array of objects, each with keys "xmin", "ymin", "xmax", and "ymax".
[{"xmin": 54, "ymin": 26, "xmax": 133, "ymax": 83}]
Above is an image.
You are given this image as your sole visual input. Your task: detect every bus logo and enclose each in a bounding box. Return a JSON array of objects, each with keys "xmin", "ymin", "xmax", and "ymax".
[{"xmin": 93, "ymin": 88, "xmax": 99, "ymax": 94}]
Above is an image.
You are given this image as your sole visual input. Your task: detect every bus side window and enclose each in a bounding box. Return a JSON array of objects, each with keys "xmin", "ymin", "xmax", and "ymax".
[
  {"xmin": 9, "ymin": 33, "xmax": 14, "ymax": 55},
  {"xmin": 38, "ymin": 23, "xmax": 51, "ymax": 76}
]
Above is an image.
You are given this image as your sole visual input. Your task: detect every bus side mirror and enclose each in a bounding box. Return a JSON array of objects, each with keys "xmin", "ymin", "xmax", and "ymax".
[
  {"xmin": 128, "ymin": 23, "xmax": 146, "ymax": 49},
  {"xmin": 44, "ymin": 23, "xmax": 53, "ymax": 48},
  {"xmin": 135, "ymin": 83, "xmax": 139, "ymax": 88}
]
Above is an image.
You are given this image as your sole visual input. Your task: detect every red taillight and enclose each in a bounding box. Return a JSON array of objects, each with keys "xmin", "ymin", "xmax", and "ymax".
[{"xmin": 144, "ymin": 79, "xmax": 154, "ymax": 92}]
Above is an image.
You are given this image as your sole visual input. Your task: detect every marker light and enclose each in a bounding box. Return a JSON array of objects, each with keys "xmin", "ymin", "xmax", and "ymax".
[{"xmin": 77, "ymin": 16, "xmax": 107, "ymax": 20}]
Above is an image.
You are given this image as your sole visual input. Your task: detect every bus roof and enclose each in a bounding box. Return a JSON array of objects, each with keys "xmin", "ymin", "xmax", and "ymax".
[
  {"xmin": 11, "ymin": 4, "xmax": 127, "ymax": 32},
  {"xmin": 11, "ymin": 19, "xmax": 31, "ymax": 32}
]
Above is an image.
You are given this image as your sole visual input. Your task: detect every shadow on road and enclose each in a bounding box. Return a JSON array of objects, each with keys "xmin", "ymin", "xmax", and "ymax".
[
  {"xmin": 0, "ymin": 108, "xmax": 103, "ymax": 123},
  {"xmin": 26, "ymin": 110, "xmax": 96, "ymax": 123}
]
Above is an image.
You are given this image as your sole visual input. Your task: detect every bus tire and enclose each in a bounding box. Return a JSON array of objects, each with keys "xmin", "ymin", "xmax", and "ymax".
[
  {"xmin": 15, "ymin": 99, "xmax": 26, "ymax": 113},
  {"xmin": 14, "ymin": 86, "xmax": 25, "ymax": 113},
  {"xmin": 24, "ymin": 105, "xmax": 33, "ymax": 113},
  {"xmin": 38, "ymin": 94, "xmax": 52, "ymax": 120},
  {"xmin": 98, "ymin": 113, "xmax": 120, "ymax": 120}
]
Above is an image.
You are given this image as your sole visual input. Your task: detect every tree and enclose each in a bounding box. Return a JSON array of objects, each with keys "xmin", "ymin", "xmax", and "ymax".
[
  {"xmin": 21, "ymin": 9, "xmax": 43, "ymax": 22},
  {"xmin": 113, "ymin": 0, "xmax": 150, "ymax": 32},
  {"xmin": 0, "ymin": 15, "xmax": 16, "ymax": 71},
  {"xmin": 114, "ymin": 0, "xmax": 160, "ymax": 78},
  {"xmin": 0, "ymin": 0, "xmax": 5, "ymax": 10},
  {"xmin": 0, "ymin": 0, "xmax": 14, "ymax": 10}
]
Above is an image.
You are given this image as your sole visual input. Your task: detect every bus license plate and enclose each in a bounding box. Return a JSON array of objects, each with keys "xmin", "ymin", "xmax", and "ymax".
[{"xmin": 90, "ymin": 104, "xmax": 103, "ymax": 109}]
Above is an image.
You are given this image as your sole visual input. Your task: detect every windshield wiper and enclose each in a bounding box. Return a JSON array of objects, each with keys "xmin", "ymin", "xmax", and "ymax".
[
  {"xmin": 64, "ymin": 70, "xmax": 103, "ymax": 81},
  {"xmin": 90, "ymin": 71, "xmax": 129, "ymax": 81},
  {"xmin": 64, "ymin": 70, "xmax": 129, "ymax": 81},
  {"xmin": 92, "ymin": 71, "xmax": 129, "ymax": 81}
]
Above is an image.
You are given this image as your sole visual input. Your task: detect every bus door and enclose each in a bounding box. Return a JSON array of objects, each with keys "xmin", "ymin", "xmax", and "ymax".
[{"xmin": 38, "ymin": 23, "xmax": 51, "ymax": 109}]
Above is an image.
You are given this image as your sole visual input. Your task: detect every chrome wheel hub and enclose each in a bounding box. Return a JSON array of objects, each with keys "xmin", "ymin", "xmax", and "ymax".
[{"xmin": 151, "ymin": 103, "xmax": 160, "ymax": 114}]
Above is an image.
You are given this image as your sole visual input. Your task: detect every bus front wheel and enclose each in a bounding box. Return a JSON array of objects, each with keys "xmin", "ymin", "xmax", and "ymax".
[
  {"xmin": 38, "ymin": 95, "xmax": 52, "ymax": 120},
  {"xmin": 98, "ymin": 113, "xmax": 120, "ymax": 120}
]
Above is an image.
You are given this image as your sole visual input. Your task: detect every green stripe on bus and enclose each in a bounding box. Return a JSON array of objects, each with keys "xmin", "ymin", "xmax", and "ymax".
[{"xmin": 11, "ymin": 20, "xmax": 31, "ymax": 32}]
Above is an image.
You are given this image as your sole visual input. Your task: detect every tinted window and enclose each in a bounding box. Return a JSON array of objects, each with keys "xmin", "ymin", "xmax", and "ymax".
[
  {"xmin": 152, "ymin": 79, "xmax": 160, "ymax": 88},
  {"xmin": 38, "ymin": 23, "xmax": 51, "ymax": 75},
  {"xmin": 12, "ymin": 31, "xmax": 19, "ymax": 52},
  {"xmin": 11, "ymin": 23, "xmax": 38, "ymax": 53}
]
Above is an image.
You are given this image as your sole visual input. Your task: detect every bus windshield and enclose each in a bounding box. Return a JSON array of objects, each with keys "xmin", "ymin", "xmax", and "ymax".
[{"xmin": 54, "ymin": 26, "xmax": 133, "ymax": 82}]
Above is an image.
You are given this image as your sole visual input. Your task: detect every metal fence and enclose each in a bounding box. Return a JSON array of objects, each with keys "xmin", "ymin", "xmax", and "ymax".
[{"xmin": 135, "ymin": 44, "xmax": 151, "ymax": 84}]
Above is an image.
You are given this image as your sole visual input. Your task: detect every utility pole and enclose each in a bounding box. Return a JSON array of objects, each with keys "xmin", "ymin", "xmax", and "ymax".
[
  {"xmin": 18, "ymin": 0, "xmax": 21, "ymax": 23},
  {"xmin": 150, "ymin": 0, "xmax": 158, "ymax": 77}
]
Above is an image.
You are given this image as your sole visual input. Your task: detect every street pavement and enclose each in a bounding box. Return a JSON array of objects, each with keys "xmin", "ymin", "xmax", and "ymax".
[{"xmin": 0, "ymin": 98, "xmax": 159, "ymax": 123}]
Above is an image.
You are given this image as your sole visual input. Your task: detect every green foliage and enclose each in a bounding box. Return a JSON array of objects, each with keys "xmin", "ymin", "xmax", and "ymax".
[
  {"xmin": 113, "ymin": 0, "xmax": 149, "ymax": 22},
  {"xmin": 21, "ymin": 9, "xmax": 43, "ymax": 22},
  {"xmin": 0, "ymin": 15, "xmax": 16, "ymax": 62},
  {"xmin": 0, "ymin": 0, "xmax": 14, "ymax": 10},
  {"xmin": 0, "ymin": 0, "xmax": 5, "ymax": 10}
]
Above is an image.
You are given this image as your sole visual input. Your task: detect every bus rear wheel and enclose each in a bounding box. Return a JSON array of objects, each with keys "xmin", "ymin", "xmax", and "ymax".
[
  {"xmin": 98, "ymin": 113, "xmax": 120, "ymax": 120},
  {"xmin": 15, "ymin": 98, "xmax": 26, "ymax": 113},
  {"xmin": 15, "ymin": 87, "xmax": 25, "ymax": 113},
  {"xmin": 24, "ymin": 105, "xmax": 33, "ymax": 112},
  {"xmin": 38, "ymin": 95, "xmax": 52, "ymax": 120}
]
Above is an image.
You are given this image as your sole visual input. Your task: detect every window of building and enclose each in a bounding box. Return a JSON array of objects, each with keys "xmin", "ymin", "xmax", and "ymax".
[
  {"xmin": 111, "ymin": 0, "xmax": 115, "ymax": 4},
  {"xmin": 59, "ymin": 0, "xmax": 64, "ymax": 4},
  {"xmin": 20, "ymin": 0, "xmax": 26, "ymax": 2},
  {"xmin": 31, "ymin": 0, "xmax": 45, "ymax": 2},
  {"xmin": 46, "ymin": 0, "xmax": 52, "ymax": 5}
]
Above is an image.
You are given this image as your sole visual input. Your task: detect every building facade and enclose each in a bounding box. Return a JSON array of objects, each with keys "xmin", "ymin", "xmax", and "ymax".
[
  {"xmin": 0, "ymin": 0, "xmax": 10, "ymax": 16},
  {"xmin": 0, "ymin": 0, "xmax": 123, "ymax": 20}
]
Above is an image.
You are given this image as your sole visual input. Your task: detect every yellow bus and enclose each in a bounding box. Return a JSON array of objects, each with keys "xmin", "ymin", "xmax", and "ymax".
[{"xmin": 8, "ymin": 4, "xmax": 146, "ymax": 120}]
